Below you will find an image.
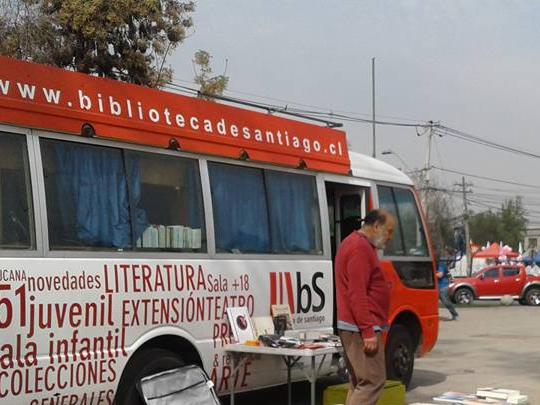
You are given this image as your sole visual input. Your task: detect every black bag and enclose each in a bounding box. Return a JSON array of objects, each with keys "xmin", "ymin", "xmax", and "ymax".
[{"xmin": 138, "ymin": 364, "xmax": 221, "ymax": 405}]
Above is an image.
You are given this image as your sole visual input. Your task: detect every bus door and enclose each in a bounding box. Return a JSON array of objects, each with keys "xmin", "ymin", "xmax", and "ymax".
[
  {"xmin": 324, "ymin": 181, "xmax": 370, "ymax": 327},
  {"xmin": 326, "ymin": 183, "xmax": 370, "ymax": 251}
]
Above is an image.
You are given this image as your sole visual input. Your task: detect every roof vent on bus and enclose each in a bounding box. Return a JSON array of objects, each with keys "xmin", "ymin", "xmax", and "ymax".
[
  {"xmin": 297, "ymin": 159, "xmax": 307, "ymax": 170},
  {"xmin": 81, "ymin": 123, "xmax": 96, "ymax": 138},
  {"xmin": 238, "ymin": 149, "xmax": 249, "ymax": 161},
  {"xmin": 168, "ymin": 138, "xmax": 181, "ymax": 151}
]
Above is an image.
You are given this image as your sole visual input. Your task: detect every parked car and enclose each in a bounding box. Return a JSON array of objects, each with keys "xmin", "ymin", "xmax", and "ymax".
[{"xmin": 448, "ymin": 265, "xmax": 540, "ymax": 306}]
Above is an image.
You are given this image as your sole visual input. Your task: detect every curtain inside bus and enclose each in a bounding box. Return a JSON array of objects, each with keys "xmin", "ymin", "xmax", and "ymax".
[
  {"xmin": 266, "ymin": 171, "xmax": 320, "ymax": 253},
  {"xmin": 186, "ymin": 162, "xmax": 204, "ymax": 229},
  {"xmin": 209, "ymin": 164, "xmax": 270, "ymax": 253},
  {"xmin": 208, "ymin": 162, "xmax": 321, "ymax": 254},
  {"xmin": 48, "ymin": 142, "xmax": 147, "ymax": 248},
  {"xmin": 0, "ymin": 132, "xmax": 34, "ymax": 249},
  {"xmin": 124, "ymin": 150, "xmax": 205, "ymax": 250}
]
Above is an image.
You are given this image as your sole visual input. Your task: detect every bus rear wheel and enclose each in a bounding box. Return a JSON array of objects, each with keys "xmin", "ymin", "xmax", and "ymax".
[
  {"xmin": 115, "ymin": 348, "xmax": 185, "ymax": 405},
  {"xmin": 385, "ymin": 324, "xmax": 414, "ymax": 388}
]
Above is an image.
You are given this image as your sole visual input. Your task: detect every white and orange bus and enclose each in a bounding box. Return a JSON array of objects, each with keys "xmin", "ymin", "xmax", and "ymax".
[{"xmin": 0, "ymin": 56, "xmax": 438, "ymax": 405}]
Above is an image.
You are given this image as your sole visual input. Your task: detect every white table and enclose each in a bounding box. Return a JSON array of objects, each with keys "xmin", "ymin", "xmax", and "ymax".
[{"xmin": 224, "ymin": 343, "xmax": 341, "ymax": 405}]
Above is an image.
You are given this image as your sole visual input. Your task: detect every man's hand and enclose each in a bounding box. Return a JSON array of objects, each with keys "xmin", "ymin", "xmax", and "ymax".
[{"xmin": 363, "ymin": 336, "xmax": 378, "ymax": 354}]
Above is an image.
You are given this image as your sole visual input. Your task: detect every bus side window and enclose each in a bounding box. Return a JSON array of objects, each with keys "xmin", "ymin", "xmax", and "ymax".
[
  {"xmin": 41, "ymin": 139, "xmax": 134, "ymax": 250},
  {"xmin": 42, "ymin": 140, "xmax": 207, "ymax": 252},
  {"xmin": 377, "ymin": 185, "xmax": 428, "ymax": 257},
  {"xmin": 0, "ymin": 132, "xmax": 35, "ymax": 249},
  {"xmin": 125, "ymin": 151, "xmax": 206, "ymax": 252},
  {"xmin": 208, "ymin": 163, "xmax": 270, "ymax": 253},
  {"xmin": 265, "ymin": 170, "xmax": 322, "ymax": 254},
  {"xmin": 393, "ymin": 188, "xmax": 428, "ymax": 257},
  {"xmin": 208, "ymin": 162, "xmax": 322, "ymax": 255},
  {"xmin": 377, "ymin": 186, "xmax": 405, "ymax": 256}
]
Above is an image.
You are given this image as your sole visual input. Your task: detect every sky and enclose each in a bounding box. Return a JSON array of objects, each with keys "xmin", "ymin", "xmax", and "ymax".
[{"xmin": 168, "ymin": 0, "xmax": 540, "ymax": 228}]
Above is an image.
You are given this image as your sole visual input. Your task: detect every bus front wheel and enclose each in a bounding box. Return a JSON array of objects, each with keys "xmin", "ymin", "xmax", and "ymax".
[
  {"xmin": 385, "ymin": 324, "xmax": 414, "ymax": 388},
  {"xmin": 115, "ymin": 348, "xmax": 185, "ymax": 405}
]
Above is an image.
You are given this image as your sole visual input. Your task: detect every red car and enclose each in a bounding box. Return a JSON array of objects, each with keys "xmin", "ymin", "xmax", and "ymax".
[{"xmin": 448, "ymin": 265, "xmax": 540, "ymax": 306}]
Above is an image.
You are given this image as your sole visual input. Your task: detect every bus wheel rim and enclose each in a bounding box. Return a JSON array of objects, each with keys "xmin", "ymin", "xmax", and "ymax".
[{"xmin": 393, "ymin": 343, "xmax": 411, "ymax": 376}]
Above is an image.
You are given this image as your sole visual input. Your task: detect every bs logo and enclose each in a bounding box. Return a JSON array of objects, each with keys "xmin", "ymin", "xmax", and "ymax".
[{"xmin": 269, "ymin": 271, "xmax": 325, "ymax": 313}]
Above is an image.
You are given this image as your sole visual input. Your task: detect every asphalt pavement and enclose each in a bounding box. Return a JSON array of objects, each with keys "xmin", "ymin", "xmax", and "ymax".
[
  {"xmin": 221, "ymin": 301, "xmax": 540, "ymax": 404},
  {"xmin": 407, "ymin": 301, "xmax": 540, "ymax": 404}
]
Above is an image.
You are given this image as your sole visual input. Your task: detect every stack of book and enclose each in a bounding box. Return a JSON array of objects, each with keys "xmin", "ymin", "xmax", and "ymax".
[
  {"xmin": 409, "ymin": 387, "xmax": 528, "ymax": 405},
  {"xmin": 136, "ymin": 225, "xmax": 202, "ymax": 249},
  {"xmin": 433, "ymin": 391, "xmax": 503, "ymax": 404},
  {"xmin": 475, "ymin": 388, "xmax": 528, "ymax": 405}
]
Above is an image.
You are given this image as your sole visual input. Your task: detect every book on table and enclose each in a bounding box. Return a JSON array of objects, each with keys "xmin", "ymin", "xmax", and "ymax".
[
  {"xmin": 433, "ymin": 392, "xmax": 502, "ymax": 404},
  {"xmin": 462, "ymin": 398, "xmax": 505, "ymax": 405},
  {"xmin": 433, "ymin": 391, "xmax": 476, "ymax": 403},
  {"xmin": 270, "ymin": 304, "xmax": 293, "ymax": 335},
  {"xmin": 226, "ymin": 306, "xmax": 256, "ymax": 344},
  {"xmin": 476, "ymin": 387, "xmax": 528, "ymax": 404}
]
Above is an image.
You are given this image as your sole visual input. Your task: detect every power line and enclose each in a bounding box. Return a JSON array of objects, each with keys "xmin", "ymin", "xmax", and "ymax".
[
  {"xmin": 165, "ymin": 78, "xmax": 540, "ymax": 164},
  {"xmin": 435, "ymin": 126, "xmax": 540, "ymax": 160},
  {"xmin": 464, "ymin": 201, "xmax": 540, "ymax": 220},
  {"xmin": 472, "ymin": 185, "xmax": 540, "ymax": 195},
  {"xmin": 163, "ymin": 82, "xmax": 344, "ymax": 127},
  {"xmin": 165, "ymin": 80, "xmax": 436, "ymax": 128},
  {"xmin": 282, "ymin": 110, "xmax": 431, "ymax": 127},
  {"xmin": 467, "ymin": 199, "xmax": 502, "ymax": 211},
  {"xmin": 169, "ymin": 76, "xmax": 427, "ymax": 124},
  {"xmin": 471, "ymin": 193, "xmax": 540, "ymax": 204},
  {"xmin": 431, "ymin": 166, "xmax": 540, "ymax": 190},
  {"xmin": 166, "ymin": 79, "xmax": 540, "ymax": 173},
  {"xmin": 468, "ymin": 197, "xmax": 540, "ymax": 215},
  {"xmin": 470, "ymin": 191, "xmax": 540, "ymax": 199},
  {"xmin": 469, "ymin": 194, "xmax": 528, "ymax": 204},
  {"xmin": 465, "ymin": 198, "xmax": 540, "ymax": 223},
  {"xmin": 467, "ymin": 198, "xmax": 540, "ymax": 219}
]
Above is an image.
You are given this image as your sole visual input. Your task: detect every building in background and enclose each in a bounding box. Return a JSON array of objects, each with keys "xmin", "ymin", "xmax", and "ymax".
[{"xmin": 524, "ymin": 228, "xmax": 540, "ymax": 257}]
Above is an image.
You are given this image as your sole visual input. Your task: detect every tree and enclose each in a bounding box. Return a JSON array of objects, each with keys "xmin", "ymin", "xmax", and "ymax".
[
  {"xmin": 499, "ymin": 197, "xmax": 528, "ymax": 249},
  {"xmin": 409, "ymin": 173, "xmax": 458, "ymax": 256},
  {"xmin": 0, "ymin": 0, "xmax": 194, "ymax": 87},
  {"xmin": 469, "ymin": 197, "xmax": 527, "ymax": 250},
  {"xmin": 425, "ymin": 187, "xmax": 456, "ymax": 256},
  {"xmin": 469, "ymin": 210, "xmax": 500, "ymax": 246},
  {"xmin": 193, "ymin": 49, "xmax": 229, "ymax": 99}
]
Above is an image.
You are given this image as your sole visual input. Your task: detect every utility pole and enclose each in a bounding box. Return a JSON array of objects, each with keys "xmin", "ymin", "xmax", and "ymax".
[
  {"xmin": 423, "ymin": 121, "xmax": 434, "ymax": 189},
  {"xmin": 422, "ymin": 121, "xmax": 434, "ymax": 216},
  {"xmin": 455, "ymin": 176, "xmax": 473, "ymax": 275},
  {"xmin": 371, "ymin": 57, "xmax": 376, "ymax": 158},
  {"xmin": 420, "ymin": 121, "xmax": 439, "ymax": 219}
]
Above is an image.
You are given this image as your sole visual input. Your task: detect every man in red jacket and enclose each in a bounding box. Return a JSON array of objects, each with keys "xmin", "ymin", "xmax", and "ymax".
[{"xmin": 335, "ymin": 209, "xmax": 395, "ymax": 405}]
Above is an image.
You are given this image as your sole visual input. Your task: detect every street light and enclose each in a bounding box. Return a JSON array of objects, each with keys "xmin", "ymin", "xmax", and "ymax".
[{"xmin": 381, "ymin": 149, "xmax": 410, "ymax": 172}]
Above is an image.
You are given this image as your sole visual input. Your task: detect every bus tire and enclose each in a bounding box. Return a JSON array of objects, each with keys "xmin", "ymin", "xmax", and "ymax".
[
  {"xmin": 385, "ymin": 324, "xmax": 414, "ymax": 389},
  {"xmin": 115, "ymin": 348, "xmax": 185, "ymax": 405}
]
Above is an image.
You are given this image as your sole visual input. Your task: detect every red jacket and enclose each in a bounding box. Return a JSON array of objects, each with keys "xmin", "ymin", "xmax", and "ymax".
[{"xmin": 335, "ymin": 231, "xmax": 390, "ymax": 339}]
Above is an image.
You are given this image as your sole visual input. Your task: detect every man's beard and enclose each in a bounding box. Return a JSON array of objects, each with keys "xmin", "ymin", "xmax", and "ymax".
[{"xmin": 373, "ymin": 235, "xmax": 386, "ymax": 249}]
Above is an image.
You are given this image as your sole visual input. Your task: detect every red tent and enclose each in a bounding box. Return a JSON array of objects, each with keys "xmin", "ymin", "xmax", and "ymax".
[{"xmin": 473, "ymin": 243, "xmax": 519, "ymax": 258}]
